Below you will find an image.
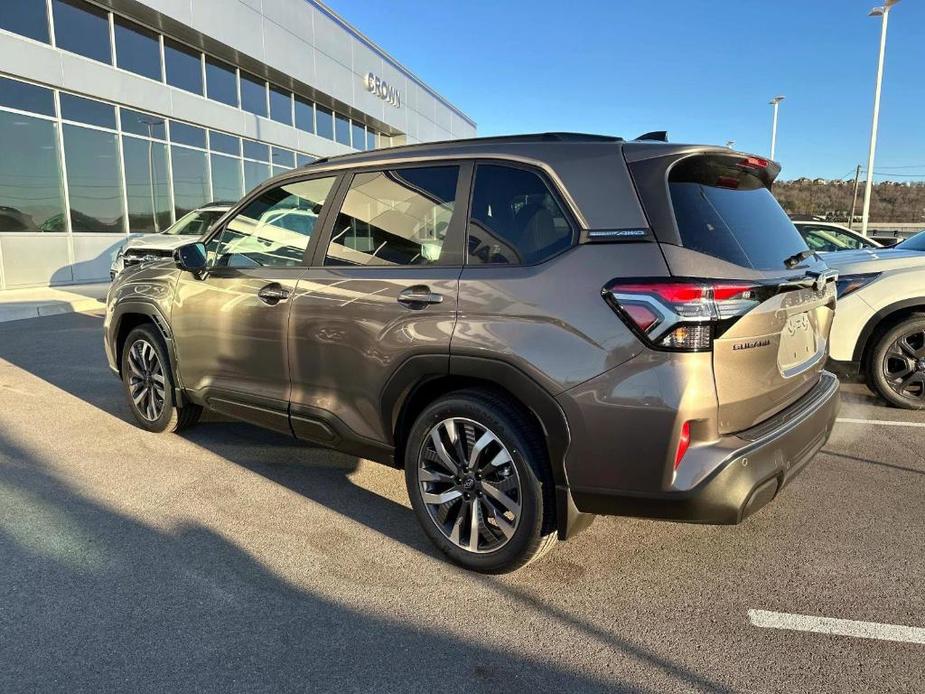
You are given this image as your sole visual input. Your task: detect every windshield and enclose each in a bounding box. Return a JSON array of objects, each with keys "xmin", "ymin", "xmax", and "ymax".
[
  {"xmin": 668, "ymin": 155, "xmax": 809, "ymax": 270},
  {"xmin": 896, "ymin": 231, "xmax": 925, "ymax": 251},
  {"xmin": 164, "ymin": 209, "xmax": 226, "ymax": 236}
]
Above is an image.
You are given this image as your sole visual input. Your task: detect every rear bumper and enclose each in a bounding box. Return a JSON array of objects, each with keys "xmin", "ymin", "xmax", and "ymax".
[{"xmin": 571, "ymin": 371, "xmax": 840, "ymax": 524}]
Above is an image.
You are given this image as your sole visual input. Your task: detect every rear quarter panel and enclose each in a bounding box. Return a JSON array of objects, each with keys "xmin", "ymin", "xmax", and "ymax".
[{"xmin": 451, "ymin": 243, "xmax": 670, "ymax": 394}]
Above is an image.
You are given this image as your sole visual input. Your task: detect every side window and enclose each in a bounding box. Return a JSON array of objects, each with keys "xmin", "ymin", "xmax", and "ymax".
[
  {"xmin": 325, "ymin": 166, "xmax": 459, "ymax": 266},
  {"xmin": 467, "ymin": 164, "xmax": 573, "ymax": 265},
  {"xmin": 209, "ymin": 177, "xmax": 335, "ymax": 268}
]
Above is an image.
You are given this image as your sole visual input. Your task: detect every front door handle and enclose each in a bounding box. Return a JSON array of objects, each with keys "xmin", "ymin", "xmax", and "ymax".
[
  {"xmin": 397, "ymin": 285, "xmax": 444, "ymax": 308},
  {"xmin": 257, "ymin": 282, "xmax": 290, "ymax": 306}
]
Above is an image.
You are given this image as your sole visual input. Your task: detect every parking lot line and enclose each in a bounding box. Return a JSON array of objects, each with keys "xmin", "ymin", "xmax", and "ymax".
[
  {"xmin": 748, "ymin": 610, "xmax": 925, "ymax": 645},
  {"xmin": 836, "ymin": 417, "xmax": 925, "ymax": 428}
]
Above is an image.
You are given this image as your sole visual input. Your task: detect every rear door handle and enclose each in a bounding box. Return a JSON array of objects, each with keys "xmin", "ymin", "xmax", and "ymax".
[
  {"xmin": 257, "ymin": 282, "xmax": 290, "ymax": 306},
  {"xmin": 397, "ymin": 285, "xmax": 444, "ymax": 308}
]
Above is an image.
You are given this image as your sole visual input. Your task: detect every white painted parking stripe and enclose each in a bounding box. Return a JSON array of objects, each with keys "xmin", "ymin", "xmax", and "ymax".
[
  {"xmin": 836, "ymin": 417, "xmax": 925, "ymax": 428},
  {"xmin": 749, "ymin": 609, "xmax": 925, "ymax": 645}
]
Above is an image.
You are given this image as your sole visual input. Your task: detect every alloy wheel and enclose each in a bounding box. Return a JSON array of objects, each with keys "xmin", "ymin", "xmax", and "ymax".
[
  {"xmin": 127, "ymin": 339, "xmax": 167, "ymax": 421},
  {"xmin": 882, "ymin": 328, "xmax": 925, "ymax": 403},
  {"xmin": 417, "ymin": 417, "xmax": 522, "ymax": 554}
]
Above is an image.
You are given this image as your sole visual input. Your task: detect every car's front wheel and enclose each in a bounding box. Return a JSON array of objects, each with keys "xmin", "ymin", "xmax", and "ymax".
[
  {"xmin": 404, "ymin": 390, "xmax": 557, "ymax": 573},
  {"xmin": 121, "ymin": 324, "xmax": 202, "ymax": 432},
  {"xmin": 868, "ymin": 315, "xmax": 925, "ymax": 409}
]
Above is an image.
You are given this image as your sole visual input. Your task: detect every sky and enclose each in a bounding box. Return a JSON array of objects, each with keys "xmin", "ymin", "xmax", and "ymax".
[{"xmin": 326, "ymin": 0, "xmax": 924, "ymax": 182}]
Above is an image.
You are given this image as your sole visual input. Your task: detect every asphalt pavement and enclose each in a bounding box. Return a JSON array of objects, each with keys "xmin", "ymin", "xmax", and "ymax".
[{"xmin": 0, "ymin": 311, "xmax": 922, "ymax": 693}]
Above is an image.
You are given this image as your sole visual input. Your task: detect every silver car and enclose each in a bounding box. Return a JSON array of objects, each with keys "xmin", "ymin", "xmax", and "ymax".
[
  {"xmin": 110, "ymin": 203, "xmax": 231, "ymax": 279},
  {"xmin": 826, "ymin": 232, "xmax": 925, "ymax": 408}
]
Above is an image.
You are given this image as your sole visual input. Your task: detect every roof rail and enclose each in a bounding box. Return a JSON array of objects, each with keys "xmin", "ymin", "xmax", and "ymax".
[
  {"xmin": 202, "ymin": 200, "xmax": 237, "ymax": 207},
  {"xmin": 307, "ymin": 132, "xmax": 624, "ymax": 167}
]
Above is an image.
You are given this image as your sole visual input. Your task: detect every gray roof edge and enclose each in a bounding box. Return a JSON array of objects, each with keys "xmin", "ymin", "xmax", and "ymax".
[{"xmin": 310, "ymin": 0, "xmax": 477, "ymax": 129}]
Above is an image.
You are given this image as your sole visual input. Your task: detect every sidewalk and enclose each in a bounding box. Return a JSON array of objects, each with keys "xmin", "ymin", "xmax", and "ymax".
[{"xmin": 0, "ymin": 283, "xmax": 108, "ymax": 324}]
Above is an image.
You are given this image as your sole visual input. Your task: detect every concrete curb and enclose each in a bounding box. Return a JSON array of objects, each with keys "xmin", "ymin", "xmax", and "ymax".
[{"xmin": 0, "ymin": 298, "xmax": 106, "ymax": 324}]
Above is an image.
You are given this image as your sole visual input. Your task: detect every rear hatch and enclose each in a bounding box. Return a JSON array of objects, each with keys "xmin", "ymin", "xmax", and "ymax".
[{"xmin": 626, "ymin": 149, "xmax": 837, "ymax": 433}]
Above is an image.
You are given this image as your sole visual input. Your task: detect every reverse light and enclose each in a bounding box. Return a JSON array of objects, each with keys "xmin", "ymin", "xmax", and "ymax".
[
  {"xmin": 603, "ymin": 280, "xmax": 762, "ymax": 352},
  {"xmin": 835, "ymin": 273, "xmax": 880, "ymax": 298}
]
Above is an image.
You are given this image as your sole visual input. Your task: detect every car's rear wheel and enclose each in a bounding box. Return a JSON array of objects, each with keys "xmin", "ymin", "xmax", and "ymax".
[
  {"xmin": 121, "ymin": 324, "xmax": 202, "ymax": 432},
  {"xmin": 404, "ymin": 390, "xmax": 557, "ymax": 573},
  {"xmin": 869, "ymin": 316, "xmax": 925, "ymax": 410}
]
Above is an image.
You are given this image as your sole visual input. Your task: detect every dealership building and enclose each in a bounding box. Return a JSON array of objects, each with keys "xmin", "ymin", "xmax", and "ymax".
[{"xmin": 0, "ymin": 0, "xmax": 476, "ymax": 289}]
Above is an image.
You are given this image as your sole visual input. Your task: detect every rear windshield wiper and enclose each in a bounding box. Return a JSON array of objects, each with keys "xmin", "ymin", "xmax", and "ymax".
[{"xmin": 783, "ymin": 249, "xmax": 817, "ymax": 268}]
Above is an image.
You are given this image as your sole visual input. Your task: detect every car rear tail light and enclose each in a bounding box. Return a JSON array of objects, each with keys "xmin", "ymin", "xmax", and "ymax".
[
  {"xmin": 602, "ymin": 280, "xmax": 761, "ymax": 352},
  {"xmin": 674, "ymin": 421, "xmax": 692, "ymax": 471}
]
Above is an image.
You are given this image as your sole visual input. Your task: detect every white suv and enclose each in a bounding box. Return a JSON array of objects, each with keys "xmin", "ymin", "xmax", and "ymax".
[
  {"xmin": 826, "ymin": 232, "xmax": 925, "ymax": 408},
  {"xmin": 110, "ymin": 203, "xmax": 231, "ymax": 279}
]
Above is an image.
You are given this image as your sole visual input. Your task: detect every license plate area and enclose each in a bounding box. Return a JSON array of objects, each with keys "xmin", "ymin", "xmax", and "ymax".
[{"xmin": 778, "ymin": 312, "xmax": 816, "ymax": 372}]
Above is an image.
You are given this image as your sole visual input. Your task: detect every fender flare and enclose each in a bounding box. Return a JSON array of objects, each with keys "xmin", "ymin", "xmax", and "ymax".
[
  {"xmin": 110, "ymin": 300, "xmax": 185, "ymax": 401},
  {"xmin": 853, "ymin": 297, "xmax": 925, "ymax": 363}
]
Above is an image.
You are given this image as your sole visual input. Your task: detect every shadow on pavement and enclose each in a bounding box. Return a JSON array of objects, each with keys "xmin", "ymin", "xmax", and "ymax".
[{"xmin": 0, "ymin": 312, "xmax": 731, "ymax": 693}]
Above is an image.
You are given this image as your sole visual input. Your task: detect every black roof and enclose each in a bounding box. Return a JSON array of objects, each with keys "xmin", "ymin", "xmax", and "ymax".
[{"xmin": 306, "ymin": 132, "xmax": 624, "ymax": 168}]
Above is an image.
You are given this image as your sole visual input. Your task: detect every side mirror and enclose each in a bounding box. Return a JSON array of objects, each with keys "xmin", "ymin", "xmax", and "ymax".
[{"xmin": 174, "ymin": 242, "xmax": 207, "ymax": 272}]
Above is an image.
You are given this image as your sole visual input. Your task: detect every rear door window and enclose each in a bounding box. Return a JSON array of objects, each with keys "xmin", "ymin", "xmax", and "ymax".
[
  {"xmin": 668, "ymin": 155, "xmax": 808, "ymax": 270},
  {"xmin": 467, "ymin": 164, "xmax": 573, "ymax": 265}
]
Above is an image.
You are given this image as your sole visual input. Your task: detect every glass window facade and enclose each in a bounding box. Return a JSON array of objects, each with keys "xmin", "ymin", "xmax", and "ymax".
[
  {"xmin": 0, "ymin": 77, "xmax": 55, "ymax": 117},
  {"xmin": 316, "ymin": 105, "xmax": 334, "ymax": 140},
  {"xmin": 0, "ymin": 111, "xmax": 66, "ymax": 232},
  {"xmin": 295, "ymin": 98, "xmax": 314, "ymax": 133},
  {"xmin": 52, "ymin": 0, "xmax": 111, "ymax": 64},
  {"xmin": 366, "ymin": 130, "xmax": 377, "ymax": 151},
  {"xmin": 206, "ymin": 58, "xmax": 238, "ymax": 107},
  {"xmin": 62, "ymin": 125, "xmax": 125, "ymax": 233},
  {"xmin": 164, "ymin": 39, "xmax": 203, "ymax": 95},
  {"xmin": 243, "ymin": 160, "xmax": 271, "ymax": 193},
  {"xmin": 170, "ymin": 121, "xmax": 206, "ymax": 149},
  {"xmin": 171, "ymin": 146, "xmax": 210, "ymax": 217},
  {"xmin": 0, "ymin": 76, "xmax": 328, "ymax": 250},
  {"xmin": 270, "ymin": 87, "xmax": 292, "ymax": 125},
  {"xmin": 351, "ymin": 121, "xmax": 366, "ymax": 151},
  {"xmin": 240, "ymin": 73, "xmax": 267, "ymax": 117},
  {"xmin": 121, "ymin": 109, "xmax": 166, "ymax": 140},
  {"xmin": 60, "ymin": 93, "xmax": 116, "ymax": 129},
  {"xmin": 114, "ymin": 16, "xmax": 161, "ymax": 81},
  {"xmin": 122, "ymin": 135, "xmax": 171, "ymax": 233},
  {"xmin": 1, "ymin": 0, "xmax": 50, "ymax": 43},
  {"xmin": 210, "ymin": 154, "xmax": 243, "ymax": 203},
  {"xmin": 334, "ymin": 113, "xmax": 350, "ymax": 146},
  {"xmin": 209, "ymin": 131, "xmax": 240, "ymax": 156},
  {"xmin": 243, "ymin": 140, "xmax": 269, "ymax": 162},
  {"xmin": 272, "ymin": 148, "xmax": 295, "ymax": 169}
]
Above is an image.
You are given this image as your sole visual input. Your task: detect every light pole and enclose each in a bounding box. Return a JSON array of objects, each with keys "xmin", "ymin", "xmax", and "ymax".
[
  {"xmin": 861, "ymin": 0, "xmax": 901, "ymax": 236},
  {"xmin": 769, "ymin": 96, "xmax": 784, "ymax": 160}
]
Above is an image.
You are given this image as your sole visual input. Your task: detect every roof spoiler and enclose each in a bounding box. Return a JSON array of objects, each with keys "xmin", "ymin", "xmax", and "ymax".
[{"xmin": 634, "ymin": 131, "xmax": 669, "ymax": 142}]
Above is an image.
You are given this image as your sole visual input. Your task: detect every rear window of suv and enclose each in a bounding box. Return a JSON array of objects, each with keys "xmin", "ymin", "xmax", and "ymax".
[{"xmin": 668, "ymin": 155, "xmax": 808, "ymax": 270}]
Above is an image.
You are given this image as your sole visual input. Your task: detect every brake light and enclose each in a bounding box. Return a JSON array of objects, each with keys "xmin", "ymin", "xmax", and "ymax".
[
  {"xmin": 738, "ymin": 156, "xmax": 769, "ymax": 170},
  {"xmin": 674, "ymin": 421, "xmax": 691, "ymax": 471},
  {"xmin": 602, "ymin": 279, "xmax": 761, "ymax": 352}
]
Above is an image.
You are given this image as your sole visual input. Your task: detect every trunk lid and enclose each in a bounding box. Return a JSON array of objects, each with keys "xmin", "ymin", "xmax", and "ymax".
[{"xmin": 627, "ymin": 149, "xmax": 837, "ymax": 433}]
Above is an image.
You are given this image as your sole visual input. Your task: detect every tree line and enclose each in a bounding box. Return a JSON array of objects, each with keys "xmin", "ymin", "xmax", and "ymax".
[{"xmin": 773, "ymin": 179, "xmax": 925, "ymax": 222}]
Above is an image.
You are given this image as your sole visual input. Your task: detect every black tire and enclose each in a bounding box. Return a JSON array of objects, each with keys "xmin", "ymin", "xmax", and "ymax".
[
  {"xmin": 404, "ymin": 389, "xmax": 557, "ymax": 573},
  {"xmin": 121, "ymin": 324, "xmax": 202, "ymax": 432},
  {"xmin": 867, "ymin": 315, "xmax": 925, "ymax": 410}
]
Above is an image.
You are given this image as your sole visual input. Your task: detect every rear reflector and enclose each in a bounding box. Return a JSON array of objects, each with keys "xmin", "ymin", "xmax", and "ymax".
[
  {"xmin": 674, "ymin": 421, "xmax": 691, "ymax": 471},
  {"xmin": 602, "ymin": 279, "xmax": 761, "ymax": 352}
]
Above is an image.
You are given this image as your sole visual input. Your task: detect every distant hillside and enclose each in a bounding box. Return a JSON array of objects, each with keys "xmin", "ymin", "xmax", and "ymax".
[{"xmin": 773, "ymin": 179, "xmax": 925, "ymax": 223}]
